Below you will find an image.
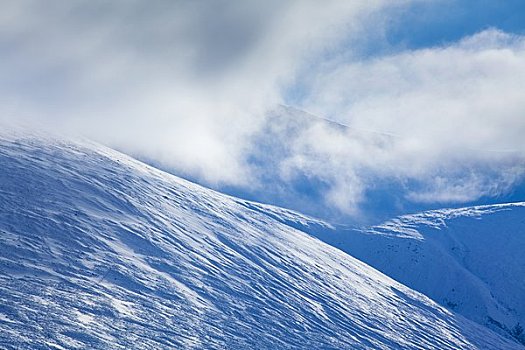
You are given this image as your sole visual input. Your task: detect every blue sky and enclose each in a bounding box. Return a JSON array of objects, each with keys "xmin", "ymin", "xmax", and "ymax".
[{"xmin": 389, "ymin": 0, "xmax": 525, "ymax": 49}]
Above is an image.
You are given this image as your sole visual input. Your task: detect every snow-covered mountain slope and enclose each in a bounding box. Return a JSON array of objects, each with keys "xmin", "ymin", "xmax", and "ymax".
[
  {"xmin": 0, "ymin": 131, "xmax": 523, "ymax": 349},
  {"xmin": 310, "ymin": 204, "xmax": 525, "ymax": 344}
]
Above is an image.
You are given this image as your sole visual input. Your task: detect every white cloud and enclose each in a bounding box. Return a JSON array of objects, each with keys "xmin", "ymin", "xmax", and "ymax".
[
  {"xmin": 2, "ymin": 2, "xmax": 524, "ymax": 219},
  {"xmin": 0, "ymin": 0, "xmax": 399, "ymax": 186},
  {"xmin": 293, "ymin": 29, "xmax": 525, "ymax": 213}
]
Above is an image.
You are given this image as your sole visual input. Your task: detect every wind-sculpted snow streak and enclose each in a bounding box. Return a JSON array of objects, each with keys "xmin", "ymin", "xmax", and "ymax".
[
  {"xmin": 0, "ymin": 131, "xmax": 522, "ymax": 349},
  {"xmin": 369, "ymin": 203, "xmax": 525, "ymax": 239}
]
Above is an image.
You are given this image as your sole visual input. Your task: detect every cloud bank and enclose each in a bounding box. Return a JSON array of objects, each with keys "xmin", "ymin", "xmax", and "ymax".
[
  {"xmin": 1, "ymin": 0, "xmax": 392, "ymax": 182},
  {"xmin": 1, "ymin": 1, "xmax": 525, "ymax": 219},
  {"xmin": 295, "ymin": 29, "xmax": 525, "ymax": 214}
]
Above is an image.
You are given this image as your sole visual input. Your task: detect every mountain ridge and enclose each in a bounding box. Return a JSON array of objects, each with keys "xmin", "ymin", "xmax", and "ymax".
[{"xmin": 307, "ymin": 202, "xmax": 525, "ymax": 344}]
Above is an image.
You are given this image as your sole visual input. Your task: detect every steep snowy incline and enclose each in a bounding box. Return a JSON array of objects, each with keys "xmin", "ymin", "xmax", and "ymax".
[
  {"xmin": 311, "ymin": 204, "xmax": 525, "ymax": 344},
  {"xmin": 0, "ymin": 131, "xmax": 522, "ymax": 349}
]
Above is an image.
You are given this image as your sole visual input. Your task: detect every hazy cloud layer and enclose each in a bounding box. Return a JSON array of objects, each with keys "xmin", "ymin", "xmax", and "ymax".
[
  {"xmin": 1, "ymin": 0, "xmax": 397, "ymax": 183},
  {"xmin": 2, "ymin": 1, "xmax": 524, "ymax": 219},
  {"xmin": 296, "ymin": 29, "xmax": 525, "ymax": 213}
]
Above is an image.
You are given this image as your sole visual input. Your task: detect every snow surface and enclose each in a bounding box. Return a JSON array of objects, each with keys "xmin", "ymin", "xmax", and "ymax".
[
  {"xmin": 0, "ymin": 130, "xmax": 523, "ymax": 349},
  {"xmin": 310, "ymin": 204, "xmax": 525, "ymax": 344}
]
